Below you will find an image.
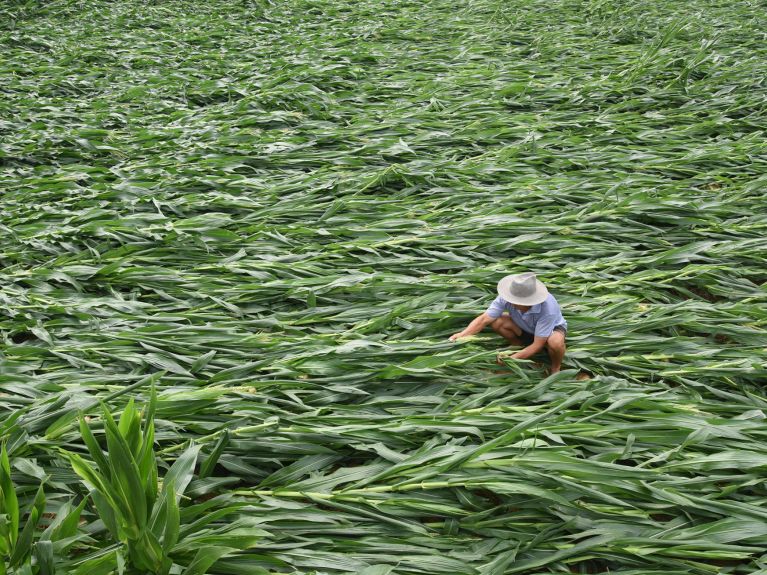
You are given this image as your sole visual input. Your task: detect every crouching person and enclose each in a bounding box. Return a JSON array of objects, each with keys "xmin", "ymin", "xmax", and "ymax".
[{"xmin": 449, "ymin": 272, "xmax": 567, "ymax": 373}]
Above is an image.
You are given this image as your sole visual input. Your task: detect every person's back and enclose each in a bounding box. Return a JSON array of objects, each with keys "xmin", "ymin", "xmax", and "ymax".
[{"xmin": 486, "ymin": 292, "xmax": 566, "ymax": 339}]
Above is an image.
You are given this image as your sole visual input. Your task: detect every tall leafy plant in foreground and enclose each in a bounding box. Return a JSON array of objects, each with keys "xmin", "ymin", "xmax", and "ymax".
[
  {"xmin": 0, "ymin": 443, "xmax": 44, "ymax": 575},
  {"xmin": 65, "ymin": 389, "xmax": 215, "ymax": 574},
  {"xmin": 1, "ymin": 445, "xmax": 84, "ymax": 575}
]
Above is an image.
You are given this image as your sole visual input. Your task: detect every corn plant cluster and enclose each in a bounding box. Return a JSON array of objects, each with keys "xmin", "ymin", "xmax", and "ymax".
[{"xmin": 1, "ymin": 0, "xmax": 766, "ymax": 573}]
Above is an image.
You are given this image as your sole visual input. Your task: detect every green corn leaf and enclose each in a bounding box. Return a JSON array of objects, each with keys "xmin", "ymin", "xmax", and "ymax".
[
  {"xmin": 90, "ymin": 491, "xmax": 120, "ymax": 542},
  {"xmin": 161, "ymin": 480, "xmax": 180, "ymax": 554},
  {"xmin": 358, "ymin": 566, "xmax": 395, "ymax": 575},
  {"xmin": 149, "ymin": 486, "xmax": 170, "ymax": 543},
  {"xmin": 129, "ymin": 529, "xmax": 166, "ymax": 574},
  {"xmin": 138, "ymin": 386, "xmax": 159, "ymax": 512},
  {"xmin": 40, "ymin": 498, "xmax": 88, "ymax": 544},
  {"xmin": 149, "ymin": 445, "xmax": 199, "ymax": 550},
  {"xmin": 117, "ymin": 399, "xmax": 142, "ymax": 458},
  {"xmin": 9, "ymin": 483, "xmax": 45, "ymax": 567},
  {"xmin": 101, "ymin": 407, "xmax": 148, "ymax": 531},
  {"xmin": 70, "ymin": 548, "xmax": 120, "ymax": 575},
  {"xmin": 0, "ymin": 444, "xmax": 20, "ymax": 548},
  {"xmin": 79, "ymin": 415, "xmax": 112, "ymax": 481},
  {"xmin": 66, "ymin": 453, "xmax": 117, "ymax": 516},
  {"xmin": 182, "ymin": 545, "xmax": 237, "ymax": 575},
  {"xmin": 34, "ymin": 540, "xmax": 55, "ymax": 575},
  {"xmin": 190, "ymin": 350, "xmax": 217, "ymax": 374},
  {"xmin": 199, "ymin": 430, "xmax": 229, "ymax": 479},
  {"xmin": 161, "ymin": 444, "xmax": 201, "ymax": 504}
]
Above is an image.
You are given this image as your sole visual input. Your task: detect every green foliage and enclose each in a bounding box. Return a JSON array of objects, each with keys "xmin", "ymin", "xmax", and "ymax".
[
  {"xmin": 1, "ymin": 0, "xmax": 767, "ymax": 573},
  {"xmin": 66, "ymin": 390, "xmax": 171, "ymax": 573},
  {"xmin": 66, "ymin": 389, "xmax": 259, "ymax": 574},
  {"xmin": 1, "ymin": 444, "xmax": 86, "ymax": 575}
]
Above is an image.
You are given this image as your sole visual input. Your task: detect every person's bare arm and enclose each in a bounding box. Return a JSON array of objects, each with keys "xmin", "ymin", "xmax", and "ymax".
[
  {"xmin": 511, "ymin": 335, "xmax": 548, "ymax": 359},
  {"xmin": 449, "ymin": 313, "xmax": 496, "ymax": 341}
]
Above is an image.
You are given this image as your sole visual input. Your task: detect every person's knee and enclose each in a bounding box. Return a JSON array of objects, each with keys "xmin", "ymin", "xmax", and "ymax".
[
  {"xmin": 491, "ymin": 316, "xmax": 518, "ymax": 335},
  {"xmin": 547, "ymin": 333, "xmax": 566, "ymax": 354}
]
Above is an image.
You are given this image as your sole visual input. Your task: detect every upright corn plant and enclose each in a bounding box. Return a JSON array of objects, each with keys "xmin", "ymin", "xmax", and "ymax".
[
  {"xmin": 1, "ymin": 443, "xmax": 46, "ymax": 575},
  {"xmin": 1, "ymin": 445, "xmax": 84, "ymax": 575},
  {"xmin": 1, "ymin": 444, "xmax": 43, "ymax": 575},
  {"xmin": 65, "ymin": 388, "xmax": 201, "ymax": 575}
]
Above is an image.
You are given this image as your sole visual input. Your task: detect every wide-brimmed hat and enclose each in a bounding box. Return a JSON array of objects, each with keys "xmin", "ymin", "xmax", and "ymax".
[{"xmin": 497, "ymin": 272, "xmax": 549, "ymax": 306}]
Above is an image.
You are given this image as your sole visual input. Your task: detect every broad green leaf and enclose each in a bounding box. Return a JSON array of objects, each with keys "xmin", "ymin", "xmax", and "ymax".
[
  {"xmin": 1, "ymin": 443, "xmax": 20, "ymax": 548},
  {"xmin": 182, "ymin": 545, "xmax": 237, "ymax": 575}
]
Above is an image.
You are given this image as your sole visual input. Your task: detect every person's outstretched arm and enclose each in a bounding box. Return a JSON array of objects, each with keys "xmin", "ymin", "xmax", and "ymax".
[
  {"xmin": 510, "ymin": 335, "xmax": 547, "ymax": 359},
  {"xmin": 449, "ymin": 313, "xmax": 495, "ymax": 341},
  {"xmin": 511, "ymin": 314, "xmax": 557, "ymax": 358}
]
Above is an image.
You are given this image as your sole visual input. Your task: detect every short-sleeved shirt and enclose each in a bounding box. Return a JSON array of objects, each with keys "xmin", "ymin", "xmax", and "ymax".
[{"xmin": 485, "ymin": 293, "xmax": 567, "ymax": 338}]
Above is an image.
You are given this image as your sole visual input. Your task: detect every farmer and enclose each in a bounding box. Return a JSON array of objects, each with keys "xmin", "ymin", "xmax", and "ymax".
[{"xmin": 449, "ymin": 272, "xmax": 567, "ymax": 373}]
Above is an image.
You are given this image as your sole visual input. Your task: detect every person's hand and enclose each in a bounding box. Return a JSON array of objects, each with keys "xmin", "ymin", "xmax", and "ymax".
[
  {"xmin": 449, "ymin": 332, "xmax": 464, "ymax": 342},
  {"xmin": 496, "ymin": 351, "xmax": 517, "ymax": 365}
]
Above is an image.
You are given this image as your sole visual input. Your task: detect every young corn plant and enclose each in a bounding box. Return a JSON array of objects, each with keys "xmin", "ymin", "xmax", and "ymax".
[
  {"xmin": 64, "ymin": 388, "xmax": 259, "ymax": 575},
  {"xmin": 1, "ymin": 444, "xmax": 84, "ymax": 575},
  {"xmin": 1, "ymin": 443, "xmax": 44, "ymax": 575},
  {"xmin": 65, "ymin": 389, "xmax": 198, "ymax": 574}
]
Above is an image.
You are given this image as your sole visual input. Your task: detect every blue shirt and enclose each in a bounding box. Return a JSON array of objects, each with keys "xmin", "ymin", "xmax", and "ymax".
[{"xmin": 486, "ymin": 293, "xmax": 567, "ymax": 337}]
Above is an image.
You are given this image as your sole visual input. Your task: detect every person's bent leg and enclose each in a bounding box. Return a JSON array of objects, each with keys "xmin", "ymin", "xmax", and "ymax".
[
  {"xmin": 546, "ymin": 330, "xmax": 566, "ymax": 373},
  {"xmin": 491, "ymin": 316, "xmax": 524, "ymax": 345}
]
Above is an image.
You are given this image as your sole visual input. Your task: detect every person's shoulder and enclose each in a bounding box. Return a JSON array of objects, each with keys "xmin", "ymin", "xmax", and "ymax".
[
  {"xmin": 487, "ymin": 295, "xmax": 507, "ymax": 308},
  {"xmin": 543, "ymin": 293, "xmax": 561, "ymax": 312}
]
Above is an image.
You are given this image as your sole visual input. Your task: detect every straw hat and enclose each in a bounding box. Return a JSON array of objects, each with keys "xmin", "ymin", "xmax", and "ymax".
[{"xmin": 497, "ymin": 272, "xmax": 549, "ymax": 306}]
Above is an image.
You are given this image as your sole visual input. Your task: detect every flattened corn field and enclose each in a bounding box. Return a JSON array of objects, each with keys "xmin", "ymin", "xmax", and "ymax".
[{"xmin": 2, "ymin": 0, "xmax": 767, "ymax": 573}]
